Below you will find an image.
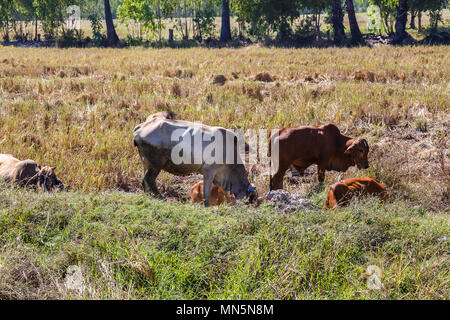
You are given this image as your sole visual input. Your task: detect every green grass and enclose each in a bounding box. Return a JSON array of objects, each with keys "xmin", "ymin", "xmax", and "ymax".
[{"xmin": 0, "ymin": 185, "xmax": 448, "ymax": 299}]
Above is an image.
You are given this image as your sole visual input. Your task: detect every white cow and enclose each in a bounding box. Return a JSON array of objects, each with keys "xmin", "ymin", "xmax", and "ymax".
[{"xmin": 133, "ymin": 113, "xmax": 257, "ymax": 207}]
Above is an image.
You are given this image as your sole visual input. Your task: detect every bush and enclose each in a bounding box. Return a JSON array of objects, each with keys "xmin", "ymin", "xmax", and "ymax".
[
  {"xmin": 55, "ymin": 29, "xmax": 85, "ymax": 48},
  {"xmin": 88, "ymin": 13, "xmax": 107, "ymax": 47},
  {"xmin": 124, "ymin": 35, "xmax": 144, "ymax": 47}
]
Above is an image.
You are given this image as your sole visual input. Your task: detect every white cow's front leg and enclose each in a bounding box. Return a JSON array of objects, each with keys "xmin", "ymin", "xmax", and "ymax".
[{"xmin": 202, "ymin": 170, "xmax": 215, "ymax": 207}]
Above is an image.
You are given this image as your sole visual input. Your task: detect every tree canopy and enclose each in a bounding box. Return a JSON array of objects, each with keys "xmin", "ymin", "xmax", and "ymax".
[{"xmin": 0, "ymin": 0, "xmax": 447, "ymax": 45}]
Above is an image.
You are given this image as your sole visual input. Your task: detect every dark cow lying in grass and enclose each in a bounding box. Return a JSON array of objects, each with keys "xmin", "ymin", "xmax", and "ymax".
[
  {"xmin": 269, "ymin": 124, "xmax": 370, "ymax": 190},
  {"xmin": 133, "ymin": 112, "xmax": 257, "ymax": 207},
  {"xmin": 323, "ymin": 177, "xmax": 387, "ymax": 210},
  {"xmin": 0, "ymin": 154, "xmax": 64, "ymax": 192}
]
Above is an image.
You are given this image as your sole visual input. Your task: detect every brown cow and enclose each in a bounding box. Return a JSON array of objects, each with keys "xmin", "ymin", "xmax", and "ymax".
[
  {"xmin": 190, "ymin": 181, "xmax": 236, "ymax": 206},
  {"xmin": 0, "ymin": 154, "xmax": 64, "ymax": 192},
  {"xmin": 269, "ymin": 124, "xmax": 369, "ymax": 190},
  {"xmin": 323, "ymin": 177, "xmax": 387, "ymax": 210}
]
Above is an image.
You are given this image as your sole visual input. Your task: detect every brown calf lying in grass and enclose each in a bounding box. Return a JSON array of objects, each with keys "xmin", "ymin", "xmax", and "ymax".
[
  {"xmin": 323, "ymin": 177, "xmax": 386, "ymax": 210},
  {"xmin": 0, "ymin": 154, "xmax": 64, "ymax": 192},
  {"xmin": 190, "ymin": 181, "xmax": 236, "ymax": 206}
]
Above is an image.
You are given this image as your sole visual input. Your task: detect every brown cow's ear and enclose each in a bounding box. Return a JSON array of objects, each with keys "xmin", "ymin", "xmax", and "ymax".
[
  {"xmin": 344, "ymin": 144, "xmax": 355, "ymax": 155},
  {"xmin": 361, "ymin": 139, "xmax": 368, "ymax": 148}
]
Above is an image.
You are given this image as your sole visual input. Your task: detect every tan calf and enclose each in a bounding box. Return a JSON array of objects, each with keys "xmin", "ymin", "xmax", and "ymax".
[
  {"xmin": 190, "ymin": 181, "xmax": 235, "ymax": 206},
  {"xmin": 324, "ymin": 177, "xmax": 386, "ymax": 210}
]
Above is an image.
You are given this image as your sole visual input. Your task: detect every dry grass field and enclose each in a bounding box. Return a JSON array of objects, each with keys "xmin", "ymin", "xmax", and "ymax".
[
  {"xmin": 0, "ymin": 45, "xmax": 448, "ymax": 210},
  {"xmin": 0, "ymin": 44, "xmax": 448, "ymax": 299}
]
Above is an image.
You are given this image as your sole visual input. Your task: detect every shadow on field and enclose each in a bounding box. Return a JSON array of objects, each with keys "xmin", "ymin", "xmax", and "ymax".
[{"xmin": 3, "ymin": 27, "xmax": 448, "ymax": 50}]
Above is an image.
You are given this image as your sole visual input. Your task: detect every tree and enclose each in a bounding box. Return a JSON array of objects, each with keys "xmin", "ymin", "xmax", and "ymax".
[
  {"xmin": 233, "ymin": 0, "xmax": 302, "ymax": 41},
  {"xmin": 192, "ymin": 0, "xmax": 216, "ymax": 41},
  {"xmin": 409, "ymin": 0, "xmax": 445, "ymax": 32},
  {"xmin": 301, "ymin": 0, "xmax": 331, "ymax": 39},
  {"xmin": 117, "ymin": 0, "xmax": 155, "ymax": 40},
  {"xmin": 408, "ymin": 0, "xmax": 422, "ymax": 29},
  {"xmin": 33, "ymin": 0, "xmax": 75, "ymax": 40},
  {"xmin": 0, "ymin": 0, "xmax": 16, "ymax": 41},
  {"xmin": 220, "ymin": 0, "xmax": 231, "ymax": 42},
  {"xmin": 370, "ymin": 0, "xmax": 398, "ymax": 35},
  {"xmin": 426, "ymin": 0, "xmax": 446, "ymax": 31},
  {"xmin": 16, "ymin": 0, "xmax": 36, "ymax": 39},
  {"xmin": 345, "ymin": 0, "xmax": 363, "ymax": 43},
  {"xmin": 104, "ymin": 0, "xmax": 119, "ymax": 45},
  {"xmin": 155, "ymin": 0, "xmax": 174, "ymax": 42},
  {"xmin": 393, "ymin": 0, "xmax": 408, "ymax": 43},
  {"xmin": 331, "ymin": 0, "xmax": 345, "ymax": 44}
]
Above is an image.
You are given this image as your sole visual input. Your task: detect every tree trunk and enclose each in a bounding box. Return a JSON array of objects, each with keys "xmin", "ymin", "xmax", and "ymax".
[
  {"xmin": 35, "ymin": 16, "xmax": 38, "ymax": 41},
  {"xmin": 331, "ymin": 0, "xmax": 346, "ymax": 44},
  {"xmin": 410, "ymin": 11, "xmax": 416, "ymax": 29},
  {"xmin": 418, "ymin": 12, "xmax": 422, "ymax": 31},
  {"xmin": 220, "ymin": 0, "xmax": 232, "ymax": 42},
  {"xmin": 184, "ymin": 0, "xmax": 188, "ymax": 40},
  {"xmin": 393, "ymin": 0, "xmax": 409, "ymax": 44},
  {"xmin": 103, "ymin": 0, "xmax": 119, "ymax": 46},
  {"xmin": 317, "ymin": 13, "xmax": 321, "ymax": 39},
  {"xmin": 4, "ymin": 16, "xmax": 9, "ymax": 42},
  {"xmin": 345, "ymin": 0, "xmax": 363, "ymax": 44}
]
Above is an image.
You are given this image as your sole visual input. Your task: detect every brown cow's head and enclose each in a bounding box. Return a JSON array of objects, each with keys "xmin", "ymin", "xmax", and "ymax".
[
  {"xmin": 26, "ymin": 166, "xmax": 64, "ymax": 192},
  {"xmin": 345, "ymin": 138, "xmax": 369, "ymax": 169}
]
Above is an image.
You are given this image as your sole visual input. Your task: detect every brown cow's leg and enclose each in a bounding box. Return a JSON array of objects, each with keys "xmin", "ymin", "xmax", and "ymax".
[
  {"xmin": 323, "ymin": 189, "xmax": 338, "ymax": 210},
  {"xmin": 317, "ymin": 167, "xmax": 325, "ymax": 184},
  {"xmin": 292, "ymin": 165, "xmax": 306, "ymax": 176},
  {"xmin": 270, "ymin": 164, "xmax": 289, "ymax": 190},
  {"xmin": 143, "ymin": 167, "xmax": 163, "ymax": 199}
]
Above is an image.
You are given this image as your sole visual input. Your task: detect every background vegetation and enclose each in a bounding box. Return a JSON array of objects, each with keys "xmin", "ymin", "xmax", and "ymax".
[{"xmin": 0, "ymin": 0, "xmax": 449, "ymax": 46}]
